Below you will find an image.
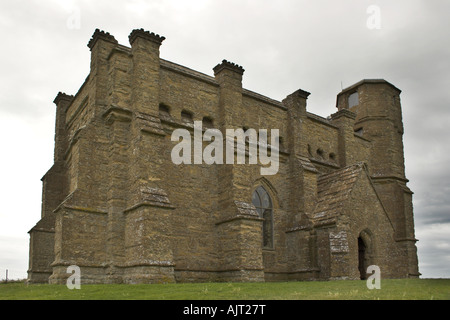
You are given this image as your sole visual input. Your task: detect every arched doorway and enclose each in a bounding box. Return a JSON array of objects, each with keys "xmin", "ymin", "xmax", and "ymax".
[
  {"xmin": 358, "ymin": 236, "xmax": 368, "ymax": 280},
  {"xmin": 358, "ymin": 230, "xmax": 373, "ymax": 280}
]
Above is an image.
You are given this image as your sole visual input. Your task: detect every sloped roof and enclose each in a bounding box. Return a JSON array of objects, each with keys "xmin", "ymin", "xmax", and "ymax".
[
  {"xmin": 309, "ymin": 162, "xmax": 365, "ymax": 226},
  {"xmin": 28, "ymin": 212, "xmax": 55, "ymax": 234}
]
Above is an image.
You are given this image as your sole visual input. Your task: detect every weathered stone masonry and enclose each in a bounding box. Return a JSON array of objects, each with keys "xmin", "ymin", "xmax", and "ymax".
[{"xmin": 27, "ymin": 28, "xmax": 420, "ymax": 283}]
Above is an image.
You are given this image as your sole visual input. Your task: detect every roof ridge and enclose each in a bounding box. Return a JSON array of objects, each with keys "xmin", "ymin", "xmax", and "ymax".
[{"xmin": 317, "ymin": 163, "xmax": 364, "ymax": 186}]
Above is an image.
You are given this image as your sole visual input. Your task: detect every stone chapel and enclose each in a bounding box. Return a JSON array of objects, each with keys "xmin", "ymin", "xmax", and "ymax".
[{"xmin": 27, "ymin": 29, "xmax": 420, "ymax": 284}]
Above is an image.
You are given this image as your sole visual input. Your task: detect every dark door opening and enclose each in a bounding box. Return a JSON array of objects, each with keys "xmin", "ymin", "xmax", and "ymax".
[{"xmin": 358, "ymin": 237, "xmax": 367, "ymax": 280}]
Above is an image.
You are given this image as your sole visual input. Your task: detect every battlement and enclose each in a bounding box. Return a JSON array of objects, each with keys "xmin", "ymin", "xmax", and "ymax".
[
  {"xmin": 128, "ymin": 28, "xmax": 166, "ymax": 46},
  {"xmin": 213, "ymin": 59, "xmax": 245, "ymax": 75},
  {"xmin": 53, "ymin": 92, "xmax": 74, "ymax": 106},
  {"xmin": 87, "ymin": 29, "xmax": 118, "ymax": 50}
]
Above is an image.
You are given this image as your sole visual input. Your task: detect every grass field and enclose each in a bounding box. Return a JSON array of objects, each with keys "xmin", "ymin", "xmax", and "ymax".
[{"xmin": 1, "ymin": 279, "xmax": 449, "ymax": 300}]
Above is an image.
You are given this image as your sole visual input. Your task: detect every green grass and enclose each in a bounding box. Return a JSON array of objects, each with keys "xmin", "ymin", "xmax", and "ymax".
[{"xmin": 1, "ymin": 279, "xmax": 449, "ymax": 300}]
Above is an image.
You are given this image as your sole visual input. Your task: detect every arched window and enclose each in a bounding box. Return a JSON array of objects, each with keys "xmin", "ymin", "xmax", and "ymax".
[{"xmin": 252, "ymin": 186, "xmax": 273, "ymax": 248}]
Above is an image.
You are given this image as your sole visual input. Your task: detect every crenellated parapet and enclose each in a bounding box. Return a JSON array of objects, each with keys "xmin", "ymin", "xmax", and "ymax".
[
  {"xmin": 87, "ymin": 29, "xmax": 118, "ymax": 50},
  {"xmin": 53, "ymin": 92, "xmax": 74, "ymax": 106},
  {"xmin": 213, "ymin": 59, "xmax": 245, "ymax": 76},
  {"xmin": 128, "ymin": 28, "xmax": 166, "ymax": 46}
]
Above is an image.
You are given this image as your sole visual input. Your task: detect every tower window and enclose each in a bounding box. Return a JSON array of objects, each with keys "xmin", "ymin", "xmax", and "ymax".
[
  {"xmin": 252, "ymin": 186, "xmax": 274, "ymax": 248},
  {"xmin": 348, "ymin": 92, "xmax": 359, "ymax": 108}
]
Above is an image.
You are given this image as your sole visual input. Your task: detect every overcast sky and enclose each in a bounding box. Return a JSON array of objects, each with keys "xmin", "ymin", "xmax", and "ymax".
[{"xmin": 0, "ymin": 0, "xmax": 449, "ymax": 281}]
